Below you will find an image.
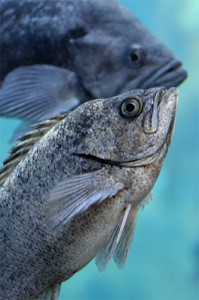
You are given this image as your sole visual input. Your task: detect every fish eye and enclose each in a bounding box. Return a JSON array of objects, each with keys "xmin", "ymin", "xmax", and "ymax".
[
  {"xmin": 120, "ymin": 98, "xmax": 143, "ymax": 118},
  {"xmin": 129, "ymin": 45, "xmax": 145, "ymax": 65}
]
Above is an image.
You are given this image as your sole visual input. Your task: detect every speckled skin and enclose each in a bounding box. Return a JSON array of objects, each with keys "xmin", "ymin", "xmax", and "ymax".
[
  {"xmin": 0, "ymin": 88, "xmax": 177, "ymax": 299},
  {"xmin": 0, "ymin": 0, "xmax": 186, "ymax": 96}
]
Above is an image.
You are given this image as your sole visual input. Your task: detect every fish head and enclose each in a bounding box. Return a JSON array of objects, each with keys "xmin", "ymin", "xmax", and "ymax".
[
  {"xmin": 76, "ymin": 87, "xmax": 178, "ymax": 168},
  {"xmin": 121, "ymin": 35, "xmax": 187, "ymax": 92},
  {"xmin": 66, "ymin": 1, "xmax": 187, "ymax": 98}
]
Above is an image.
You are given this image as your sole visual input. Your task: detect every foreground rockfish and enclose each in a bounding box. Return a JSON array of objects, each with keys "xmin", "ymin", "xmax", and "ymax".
[{"xmin": 0, "ymin": 87, "xmax": 178, "ymax": 299}]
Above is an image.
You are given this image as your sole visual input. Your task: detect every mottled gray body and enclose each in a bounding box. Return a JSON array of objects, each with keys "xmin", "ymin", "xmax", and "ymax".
[
  {"xmin": 0, "ymin": 0, "xmax": 186, "ymax": 139},
  {"xmin": 0, "ymin": 87, "xmax": 178, "ymax": 299}
]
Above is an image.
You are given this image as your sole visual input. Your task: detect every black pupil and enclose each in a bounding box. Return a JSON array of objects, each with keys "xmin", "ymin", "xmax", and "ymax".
[
  {"xmin": 126, "ymin": 102, "xmax": 135, "ymax": 112},
  {"xmin": 131, "ymin": 51, "xmax": 140, "ymax": 63}
]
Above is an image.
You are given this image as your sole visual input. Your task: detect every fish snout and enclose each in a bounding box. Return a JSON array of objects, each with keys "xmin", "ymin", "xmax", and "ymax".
[{"xmin": 142, "ymin": 59, "xmax": 187, "ymax": 89}]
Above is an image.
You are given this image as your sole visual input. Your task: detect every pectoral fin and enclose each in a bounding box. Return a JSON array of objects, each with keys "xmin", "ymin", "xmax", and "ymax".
[
  {"xmin": 45, "ymin": 169, "xmax": 124, "ymax": 231},
  {"xmin": 0, "ymin": 65, "xmax": 81, "ymax": 122},
  {"xmin": 35, "ymin": 283, "xmax": 60, "ymax": 300}
]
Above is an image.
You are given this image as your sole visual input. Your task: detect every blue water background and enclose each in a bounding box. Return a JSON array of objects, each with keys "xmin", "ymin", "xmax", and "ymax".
[{"xmin": 0, "ymin": 0, "xmax": 198, "ymax": 299}]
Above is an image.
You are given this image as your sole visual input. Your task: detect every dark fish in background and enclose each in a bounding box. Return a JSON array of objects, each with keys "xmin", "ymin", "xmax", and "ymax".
[
  {"xmin": 0, "ymin": 0, "xmax": 187, "ymax": 138},
  {"xmin": 0, "ymin": 87, "xmax": 178, "ymax": 299}
]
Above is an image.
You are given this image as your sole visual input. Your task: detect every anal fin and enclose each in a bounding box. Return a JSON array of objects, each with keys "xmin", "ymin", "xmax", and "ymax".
[
  {"xmin": 35, "ymin": 283, "xmax": 61, "ymax": 300},
  {"xmin": 95, "ymin": 204, "xmax": 131, "ymax": 271},
  {"xmin": 114, "ymin": 205, "xmax": 139, "ymax": 268}
]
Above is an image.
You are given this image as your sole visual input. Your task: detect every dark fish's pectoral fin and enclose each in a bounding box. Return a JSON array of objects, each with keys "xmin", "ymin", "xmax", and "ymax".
[
  {"xmin": 35, "ymin": 283, "xmax": 61, "ymax": 300},
  {"xmin": 95, "ymin": 204, "xmax": 132, "ymax": 271},
  {"xmin": 113, "ymin": 205, "xmax": 139, "ymax": 268},
  {"xmin": 45, "ymin": 169, "xmax": 124, "ymax": 231},
  {"xmin": 0, "ymin": 65, "xmax": 81, "ymax": 122}
]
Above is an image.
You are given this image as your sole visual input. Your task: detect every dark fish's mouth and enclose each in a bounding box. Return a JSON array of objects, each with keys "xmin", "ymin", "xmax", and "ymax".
[{"xmin": 141, "ymin": 59, "xmax": 187, "ymax": 89}]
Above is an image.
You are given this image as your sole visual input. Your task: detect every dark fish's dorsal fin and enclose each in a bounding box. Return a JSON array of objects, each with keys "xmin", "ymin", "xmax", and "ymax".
[{"xmin": 0, "ymin": 112, "xmax": 69, "ymax": 186}]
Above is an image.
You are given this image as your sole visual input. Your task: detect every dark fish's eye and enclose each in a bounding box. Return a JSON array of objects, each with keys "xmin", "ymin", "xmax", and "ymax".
[
  {"xmin": 120, "ymin": 98, "xmax": 142, "ymax": 118},
  {"xmin": 129, "ymin": 45, "xmax": 145, "ymax": 65}
]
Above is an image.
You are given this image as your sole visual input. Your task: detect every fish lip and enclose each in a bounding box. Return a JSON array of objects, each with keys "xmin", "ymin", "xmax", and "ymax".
[
  {"xmin": 76, "ymin": 138, "xmax": 168, "ymax": 168},
  {"xmin": 116, "ymin": 118, "xmax": 176, "ymax": 168},
  {"xmin": 76, "ymin": 118, "xmax": 173, "ymax": 167},
  {"xmin": 76, "ymin": 143, "xmax": 164, "ymax": 168},
  {"xmin": 141, "ymin": 59, "xmax": 187, "ymax": 88},
  {"xmin": 122, "ymin": 59, "xmax": 187, "ymax": 93}
]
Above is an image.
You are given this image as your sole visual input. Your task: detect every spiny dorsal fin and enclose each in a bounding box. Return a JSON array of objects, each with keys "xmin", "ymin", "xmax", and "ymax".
[{"xmin": 0, "ymin": 112, "xmax": 69, "ymax": 186}]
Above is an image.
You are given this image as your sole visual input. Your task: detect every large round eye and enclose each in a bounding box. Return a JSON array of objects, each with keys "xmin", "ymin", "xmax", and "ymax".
[
  {"xmin": 120, "ymin": 98, "xmax": 142, "ymax": 118},
  {"xmin": 129, "ymin": 45, "xmax": 145, "ymax": 65}
]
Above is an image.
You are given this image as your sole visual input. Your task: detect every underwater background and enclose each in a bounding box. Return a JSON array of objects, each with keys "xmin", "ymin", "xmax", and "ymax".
[{"xmin": 0, "ymin": 0, "xmax": 198, "ymax": 299}]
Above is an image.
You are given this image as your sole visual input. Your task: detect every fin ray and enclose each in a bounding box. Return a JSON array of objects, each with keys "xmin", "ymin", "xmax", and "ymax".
[
  {"xmin": 0, "ymin": 113, "xmax": 68, "ymax": 186},
  {"xmin": 114, "ymin": 205, "xmax": 139, "ymax": 268},
  {"xmin": 95, "ymin": 204, "xmax": 131, "ymax": 271},
  {"xmin": 35, "ymin": 283, "xmax": 61, "ymax": 300},
  {"xmin": 45, "ymin": 170, "xmax": 124, "ymax": 231},
  {"xmin": 0, "ymin": 65, "xmax": 80, "ymax": 122}
]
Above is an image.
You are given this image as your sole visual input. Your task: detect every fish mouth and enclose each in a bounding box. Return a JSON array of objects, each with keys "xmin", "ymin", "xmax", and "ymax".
[
  {"xmin": 77, "ymin": 140, "xmax": 167, "ymax": 168},
  {"xmin": 78, "ymin": 129, "xmax": 173, "ymax": 169},
  {"xmin": 141, "ymin": 59, "xmax": 187, "ymax": 89}
]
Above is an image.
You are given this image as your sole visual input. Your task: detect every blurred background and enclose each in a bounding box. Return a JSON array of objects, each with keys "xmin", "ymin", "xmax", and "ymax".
[{"xmin": 0, "ymin": 0, "xmax": 198, "ymax": 299}]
